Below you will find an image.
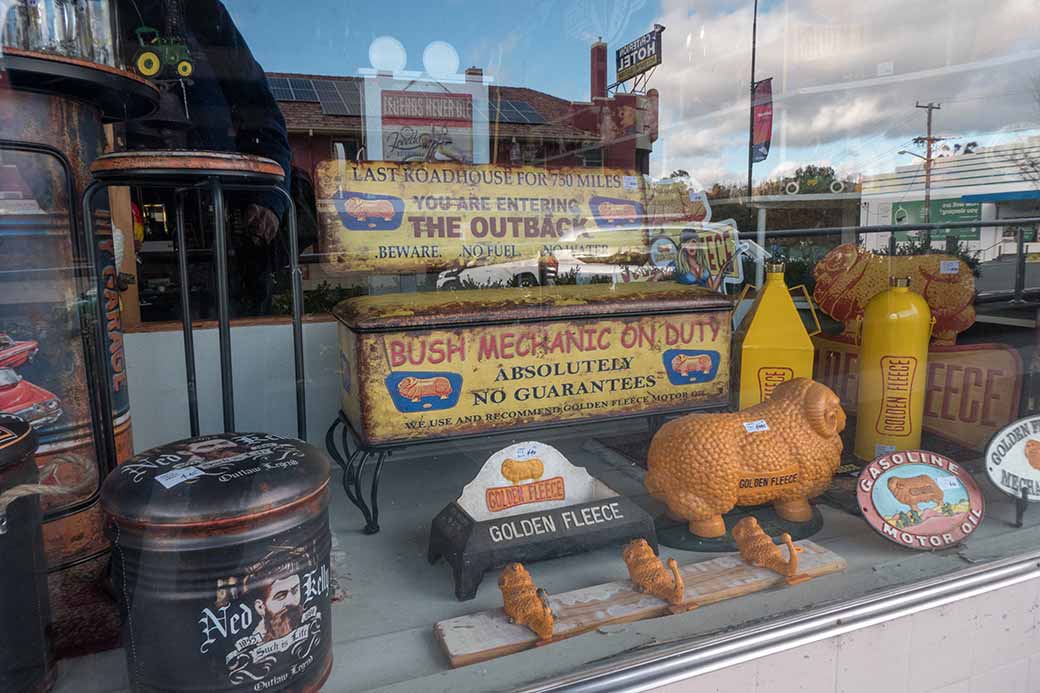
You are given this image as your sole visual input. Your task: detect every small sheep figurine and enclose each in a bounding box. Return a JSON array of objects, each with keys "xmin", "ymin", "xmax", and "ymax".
[
  {"xmin": 501, "ymin": 457, "xmax": 544, "ymax": 485},
  {"xmin": 646, "ymin": 378, "xmax": 845, "ymax": 538},
  {"xmin": 498, "ymin": 563, "xmax": 554, "ymax": 641},
  {"xmin": 622, "ymin": 539, "xmax": 685, "ymax": 606}
]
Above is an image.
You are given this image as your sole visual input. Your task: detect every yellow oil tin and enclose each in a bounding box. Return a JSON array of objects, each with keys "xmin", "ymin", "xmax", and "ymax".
[
  {"xmin": 733, "ymin": 263, "xmax": 818, "ymax": 409},
  {"xmin": 854, "ymin": 277, "xmax": 932, "ymax": 460}
]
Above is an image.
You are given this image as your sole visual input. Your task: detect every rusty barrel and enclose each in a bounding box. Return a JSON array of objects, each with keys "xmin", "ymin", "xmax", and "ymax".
[
  {"xmin": 0, "ymin": 82, "xmax": 135, "ymax": 655},
  {"xmin": 0, "ymin": 415, "xmax": 53, "ymax": 693},
  {"xmin": 101, "ymin": 433, "xmax": 333, "ymax": 693}
]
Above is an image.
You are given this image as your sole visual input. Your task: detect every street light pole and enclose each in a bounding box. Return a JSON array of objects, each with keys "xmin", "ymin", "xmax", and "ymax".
[{"xmin": 746, "ymin": 0, "xmax": 759, "ymax": 203}]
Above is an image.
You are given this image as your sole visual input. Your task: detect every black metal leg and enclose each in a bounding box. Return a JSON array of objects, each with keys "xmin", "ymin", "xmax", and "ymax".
[
  {"xmin": 325, "ymin": 416, "xmax": 385, "ymax": 533},
  {"xmin": 364, "ymin": 452, "xmax": 387, "ymax": 535},
  {"xmin": 174, "ymin": 190, "xmax": 200, "ymax": 437},
  {"xmin": 1016, "ymin": 487, "xmax": 1029, "ymax": 528},
  {"xmin": 210, "ymin": 177, "xmax": 234, "ymax": 432},
  {"xmin": 224, "ymin": 183, "xmax": 307, "ymax": 440},
  {"xmin": 283, "ymin": 192, "xmax": 306, "ymax": 440}
]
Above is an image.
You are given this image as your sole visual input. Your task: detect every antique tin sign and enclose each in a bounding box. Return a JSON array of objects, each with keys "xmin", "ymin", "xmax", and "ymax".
[
  {"xmin": 857, "ymin": 450, "xmax": 984, "ymax": 550},
  {"xmin": 101, "ymin": 433, "xmax": 333, "ymax": 692},
  {"xmin": 317, "ymin": 161, "xmax": 649, "ymax": 273},
  {"xmin": 814, "ymin": 335, "xmax": 1022, "ymax": 451},
  {"xmin": 428, "ymin": 441, "xmax": 657, "ymax": 600},
  {"xmin": 985, "ymin": 415, "xmax": 1040, "ymax": 501},
  {"xmin": 336, "ymin": 283, "xmax": 731, "ymax": 446}
]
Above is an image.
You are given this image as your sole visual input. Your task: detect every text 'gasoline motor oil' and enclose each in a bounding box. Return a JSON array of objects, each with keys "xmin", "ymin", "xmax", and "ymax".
[
  {"xmin": 733, "ymin": 263, "xmax": 817, "ymax": 409},
  {"xmin": 854, "ymin": 276, "xmax": 932, "ymax": 460}
]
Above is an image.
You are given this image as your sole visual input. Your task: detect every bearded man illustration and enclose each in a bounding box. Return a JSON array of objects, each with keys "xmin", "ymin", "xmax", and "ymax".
[{"xmin": 243, "ymin": 548, "xmax": 309, "ymax": 642}]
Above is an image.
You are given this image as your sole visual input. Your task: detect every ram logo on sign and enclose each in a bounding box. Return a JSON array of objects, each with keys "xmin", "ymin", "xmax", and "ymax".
[{"xmin": 616, "ymin": 26, "xmax": 664, "ymax": 84}]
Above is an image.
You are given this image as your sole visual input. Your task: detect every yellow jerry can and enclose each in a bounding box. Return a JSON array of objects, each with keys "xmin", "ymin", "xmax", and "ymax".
[
  {"xmin": 733, "ymin": 263, "xmax": 819, "ymax": 409},
  {"xmin": 854, "ymin": 276, "xmax": 933, "ymax": 460}
]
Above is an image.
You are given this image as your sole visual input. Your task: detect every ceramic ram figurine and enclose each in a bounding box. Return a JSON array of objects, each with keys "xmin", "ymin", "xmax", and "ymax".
[{"xmin": 646, "ymin": 378, "xmax": 845, "ymax": 538}]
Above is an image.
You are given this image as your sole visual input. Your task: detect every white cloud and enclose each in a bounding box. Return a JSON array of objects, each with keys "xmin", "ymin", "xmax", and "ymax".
[{"xmin": 649, "ymin": 0, "xmax": 1040, "ymax": 184}]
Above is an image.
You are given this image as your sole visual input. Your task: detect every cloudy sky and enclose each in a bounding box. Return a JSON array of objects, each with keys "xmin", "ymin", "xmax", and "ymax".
[
  {"xmin": 230, "ymin": 0, "xmax": 1040, "ymax": 187},
  {"xmin": 647, "ymin": 0, "xmax": 1040, "ymax": 186}
]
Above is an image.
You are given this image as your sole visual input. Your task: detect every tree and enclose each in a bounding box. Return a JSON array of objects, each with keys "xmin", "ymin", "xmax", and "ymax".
[{"xmin": 668, "ymin": 169, "xmax": 690, "ymax": 179}]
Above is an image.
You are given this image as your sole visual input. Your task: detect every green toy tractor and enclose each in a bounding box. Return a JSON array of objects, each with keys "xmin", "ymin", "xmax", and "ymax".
[{"xmin": 132, "ymin": 26, "xmax": 193, "ymax": 79}]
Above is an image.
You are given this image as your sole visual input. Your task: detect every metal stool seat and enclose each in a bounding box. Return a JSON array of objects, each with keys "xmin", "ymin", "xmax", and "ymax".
[{"xmin": 82, "ymin": 150, "xmax": 306, "ymax": 440}]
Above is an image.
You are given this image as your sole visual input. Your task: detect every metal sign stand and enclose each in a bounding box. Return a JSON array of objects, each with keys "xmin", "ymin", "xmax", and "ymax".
[
  {"xmin": 82, "ymin": 151, "xmax": 307, "ymax": 440},
  {"xmin": 1015, "ymin": 487, "xmax": 1030, "ymax": 528}
]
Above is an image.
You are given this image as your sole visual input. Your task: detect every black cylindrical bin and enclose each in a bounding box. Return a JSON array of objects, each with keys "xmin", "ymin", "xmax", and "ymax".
[
  {"xmin": 0, "ymin": 414, "xmax": 52, "ymax": 693},
  {"xmin": 101, "ymin": 433, "xmax": 333, "ymax": 693}
]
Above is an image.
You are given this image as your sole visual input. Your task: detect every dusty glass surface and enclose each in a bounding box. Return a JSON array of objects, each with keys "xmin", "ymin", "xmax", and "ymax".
[{"xmin": 2, "ymin": 0, "xmax": 1040, "ymax": 691}]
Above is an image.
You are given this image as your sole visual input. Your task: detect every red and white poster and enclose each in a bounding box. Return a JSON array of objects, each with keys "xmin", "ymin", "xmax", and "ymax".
[
  {"xmin": 380, "ymin": 90, "xmax": 474, "ymax": 164},
  {"xmin": 751, "ymin": 78, "xmax": 773, "ymax": 163}
]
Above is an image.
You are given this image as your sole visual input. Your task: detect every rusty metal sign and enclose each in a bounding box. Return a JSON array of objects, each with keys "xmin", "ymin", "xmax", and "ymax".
[
  {"xmin": 336, "ymin": 285, "xmax": 731, "ymax": 446},
  {"xmin": 857, "ymin": 450, "xmax": 984, "ymax": 550},
  {"xmin": 316, "ymin": 161, "xmax": 650, "ymax": 273}
]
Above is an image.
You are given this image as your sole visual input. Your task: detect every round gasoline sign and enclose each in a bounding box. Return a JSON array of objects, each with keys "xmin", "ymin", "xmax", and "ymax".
[
  {"xmin": 985, "ymin": 415, "xmax": 1040, "ymax": 501},
  {"xmin": 856, "ymin": 450, "xmax": 984, "ymax": 550}
]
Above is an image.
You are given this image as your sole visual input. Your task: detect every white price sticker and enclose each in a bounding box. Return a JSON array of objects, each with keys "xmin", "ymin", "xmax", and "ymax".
[
  {"xmin": 742, "ymin": 420, "xmax": 770, "ymax": 433},
  {"xmin": 622, "ymin": 176, "xmax": 638, "ymax": 191},
  {"xmin": 936, "ymin": 475, "xmax": 962, "ymax": 491},
  {"xmin": 940, "ymin": 260, "xmax": 960, "ymax": 275},
  {"xmin": 514, "ymin": 445, "xmax": 539, "ymax": 460},
  {"xmin": 155, "ymin": 466, "xmax": 203, "ymax": 489}
]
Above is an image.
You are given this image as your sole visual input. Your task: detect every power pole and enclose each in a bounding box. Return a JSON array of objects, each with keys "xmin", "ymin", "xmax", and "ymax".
[{"xmin": 914, "ymin": 101, "xmax": 942, "ymax": 247}]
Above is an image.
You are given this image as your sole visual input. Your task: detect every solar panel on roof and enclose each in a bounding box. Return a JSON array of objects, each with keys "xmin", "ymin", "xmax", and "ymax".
[
  {"xmin": 498, "ymin": 101, "xmax": 526, "ymax": 123},
  {"xmin": 334, "ymin": 81, "xmax": 362, "ymax": 116},
  {"xmin": 485, "ymin": 99, "xmax": 546, "ymax": 125},
  {"xmin": 512, "ymin": 101, "xmax": 546, "ymax": 124},
  {"xmin": 289, "ymin": 78, "xmax": 318, "ymax": 102},
  {"xmin": 268, "ymin": 77, "xmax": 294, "ymax": 102},
  {"xmin": 314, "ymin": 79, "xmax": 351, "ymax": 115}
]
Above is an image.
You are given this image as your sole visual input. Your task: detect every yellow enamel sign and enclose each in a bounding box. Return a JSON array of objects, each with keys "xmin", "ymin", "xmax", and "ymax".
[
  {"xmin": 813, "ymin": 335, "xmax": 1023, "ymax": 450},
  {"xmin": 339, "ymin": 311, "xmax": 730, "ymax": 445},
  {"xmin": 316, "ymin": 161, "xmax": 651, "ymax": 272}
]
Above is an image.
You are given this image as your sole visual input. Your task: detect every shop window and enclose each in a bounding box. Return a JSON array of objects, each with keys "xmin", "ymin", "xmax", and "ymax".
[{"xmin": 5, "ymin": 2, "xmax": 1040, "ymax": 692}]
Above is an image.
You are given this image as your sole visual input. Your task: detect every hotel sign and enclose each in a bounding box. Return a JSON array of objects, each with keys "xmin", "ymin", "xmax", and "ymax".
[{"xmin": 616, "ymin": 27, "xmax": 664, "ymax": 84}]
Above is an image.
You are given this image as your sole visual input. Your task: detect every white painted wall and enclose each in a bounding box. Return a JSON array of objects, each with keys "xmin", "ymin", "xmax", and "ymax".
[
  {"xmin": 124, "ymin": 320, "xmax": 340, "ymax": 452},
  {"xmin": 650, "ymin": 576, "xmax": 1040, "ymax": 693}
]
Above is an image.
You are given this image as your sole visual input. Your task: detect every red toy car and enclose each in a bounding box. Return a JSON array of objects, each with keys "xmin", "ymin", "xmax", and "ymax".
[
  {"xmin": 0, "ymin": 333, "xmax": 39, "ymax": 369},
  {"xmin": 0, "ymin": 368, "xmax": 61, "ymax": 427}
]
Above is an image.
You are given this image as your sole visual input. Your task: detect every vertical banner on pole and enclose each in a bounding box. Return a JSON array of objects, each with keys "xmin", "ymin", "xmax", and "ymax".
[{"xmin": 751, "ymin": 78, "xmax": 773, "ymax": 163}]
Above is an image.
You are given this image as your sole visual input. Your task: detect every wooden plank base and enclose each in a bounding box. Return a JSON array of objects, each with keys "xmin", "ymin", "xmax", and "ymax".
[{"xmin": 435, "ymin": 540, "xmax": 846, "ymax": 667}]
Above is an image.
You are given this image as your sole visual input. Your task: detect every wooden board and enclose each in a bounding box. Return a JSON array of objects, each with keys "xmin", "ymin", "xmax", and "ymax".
[{"xmin": 434, "ymin": 540, "xmax": 845, "ymax": 667}]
